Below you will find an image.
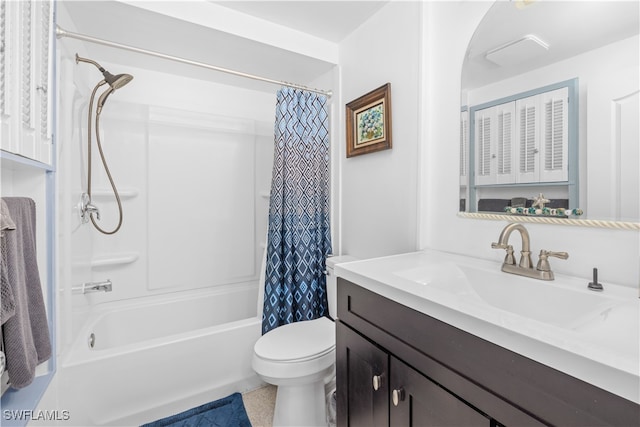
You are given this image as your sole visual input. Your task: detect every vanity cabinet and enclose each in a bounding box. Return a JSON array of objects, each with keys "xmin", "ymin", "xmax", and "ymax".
[
  {"xmin": 336, "ymin": 278, "xmax": 640, "ymax": 427},
  {"xmin": 337, "ymin": 323, "xmax": 388, "ymax": 427},
  {"xmin": 389, "ymin": 354, "xmax": 490, "ymax": 426},
  {"xmin": 337, "ymin": 322, "xmax": 490, "ymax": 427}
]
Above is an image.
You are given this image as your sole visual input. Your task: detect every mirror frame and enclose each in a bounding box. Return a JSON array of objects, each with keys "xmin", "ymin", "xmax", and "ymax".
[{"xmin": 458, "ymin": 212, "xmax": 640, "ymax": 230}]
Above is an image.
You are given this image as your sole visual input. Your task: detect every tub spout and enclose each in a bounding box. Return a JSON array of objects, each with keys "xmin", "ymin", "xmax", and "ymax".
[{"xmin": 72, "ymin": 280, "xmax": 113, "ymax": 294}]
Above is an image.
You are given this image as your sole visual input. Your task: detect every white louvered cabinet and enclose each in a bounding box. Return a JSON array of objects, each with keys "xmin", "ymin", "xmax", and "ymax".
[
  {"xmin": 539, "ymin": 87, "xmax": 568, "ymax": 182},
  {"xmin": 515, "ymin": 87, "xmax": 568, "ymax": 184},
  {"xmin": 460, "ymin": 109, "xmax": 468, "ymax": 186},
  {"xmin": 515, "ymin": 94, "xmax": 539, "ymax": 184},
  {"xmin": 0, "ymin": 0, "xmax": 53, "ymax": 165},
  {"xmin": 473, "ymin": 87, "xmax": 569, "ymax": 187},
  {"xmin": 474, "ymin": 102, "xmax": 515, "ymax": 186}
]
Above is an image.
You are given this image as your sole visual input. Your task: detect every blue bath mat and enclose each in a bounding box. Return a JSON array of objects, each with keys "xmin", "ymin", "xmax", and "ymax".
[{"xmin": 141, "ymin": 392, "xmax": 252, "ymax": 427}]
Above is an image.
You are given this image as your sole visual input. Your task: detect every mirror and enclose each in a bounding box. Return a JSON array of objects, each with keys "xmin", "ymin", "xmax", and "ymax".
[{"xmin": 460, "ymin": 1, "xmax": 639, "ymax": 227}]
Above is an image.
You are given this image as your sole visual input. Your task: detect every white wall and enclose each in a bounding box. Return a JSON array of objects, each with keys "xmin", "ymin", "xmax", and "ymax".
[
  {"xmin": 421, "ymin": 1, "xmax": 639, "ymax": 289},
  {"xmin": 338, "ymin": 1, "xmax": 421, "ymax": 259},
  {"xmin": 336, "ymin": 0, "xmax": 640, "ymax": 289}
]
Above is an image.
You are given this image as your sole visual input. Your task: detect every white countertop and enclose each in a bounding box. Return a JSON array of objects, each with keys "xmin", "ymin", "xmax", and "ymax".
[{"xmin": 335, "ymin": 249, "xmax": 640, "ymax": 404}]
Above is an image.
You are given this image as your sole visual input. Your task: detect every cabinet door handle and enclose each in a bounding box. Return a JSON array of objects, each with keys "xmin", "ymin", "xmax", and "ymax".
[
  {"xmin": 372, "ymin": 375, "xmax": 382, "ymax": 391},
  {"xmin": 392, "ymin": 388, "xmax": 405, "ymax": 406}
]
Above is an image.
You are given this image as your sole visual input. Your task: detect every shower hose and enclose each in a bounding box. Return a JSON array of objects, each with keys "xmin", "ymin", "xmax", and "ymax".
[{"xmin": 86, "ymin": 80, "xmax": 123, "ymax": 235}]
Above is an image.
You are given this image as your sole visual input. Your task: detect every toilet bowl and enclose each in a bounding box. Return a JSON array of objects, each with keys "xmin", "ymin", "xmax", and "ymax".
[{"xmin": 253, "ymin": 255, "xmax": 356, "ymax": 427}]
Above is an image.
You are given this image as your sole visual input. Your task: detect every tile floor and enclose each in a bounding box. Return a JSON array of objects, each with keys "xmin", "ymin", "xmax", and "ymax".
[
  {"xmin": 242, "ymin": 384, "xmax": 277, "ymax": 427},
  {"xmin": 241, "ymin": 383, "xmax": 337, "ymax": 427}
]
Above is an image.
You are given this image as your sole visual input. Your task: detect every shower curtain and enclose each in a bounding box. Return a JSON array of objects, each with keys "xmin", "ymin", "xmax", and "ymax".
[{"xmin": 262, "ymin": 87, "xmax": 332, "ymax": 334}]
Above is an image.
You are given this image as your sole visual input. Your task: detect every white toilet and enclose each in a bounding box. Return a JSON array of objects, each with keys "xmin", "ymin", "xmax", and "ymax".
[{"xmin": 253, "ymin": 255, "xmax": 355, "ymax": 427}]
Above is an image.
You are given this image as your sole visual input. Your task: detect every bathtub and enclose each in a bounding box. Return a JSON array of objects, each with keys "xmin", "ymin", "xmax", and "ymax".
[{"xmin": 57, "ymin": 283, "xmax": 263, "ymax": 426}]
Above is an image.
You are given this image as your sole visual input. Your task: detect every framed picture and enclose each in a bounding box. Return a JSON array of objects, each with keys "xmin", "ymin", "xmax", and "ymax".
[{"xmin": 345, "ymin": 83, "xmax": 392, "ymax": 157}]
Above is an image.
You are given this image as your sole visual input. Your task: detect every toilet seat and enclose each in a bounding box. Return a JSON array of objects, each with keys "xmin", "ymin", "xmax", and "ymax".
[
  {"xmin": 253, "ymin": 317, "xmax": 336, "ymax": 383},
  {"xmin": 254, "ymin": 316, "xmax": 335, "ymax": 362}
]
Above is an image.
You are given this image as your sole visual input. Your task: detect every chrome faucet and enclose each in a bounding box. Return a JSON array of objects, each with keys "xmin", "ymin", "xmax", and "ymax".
[
  {"xmin": 491, "ymin": 223, "xmax": 568, "ymax": 281},
  {"xmin": 79, "ymin": 192, "xmax": 100, "ymax": 223}
]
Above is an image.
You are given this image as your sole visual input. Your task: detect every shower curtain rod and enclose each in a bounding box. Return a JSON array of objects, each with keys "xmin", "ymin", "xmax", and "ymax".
[{"xmin": 55, "ymin": 25, "xmax": 332, "ymax": 97}]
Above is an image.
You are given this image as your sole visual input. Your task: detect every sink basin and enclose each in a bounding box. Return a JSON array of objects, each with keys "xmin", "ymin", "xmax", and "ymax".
[{"xmin": 395, "ymin": 262, "xmax": 627, "ymax": 329}]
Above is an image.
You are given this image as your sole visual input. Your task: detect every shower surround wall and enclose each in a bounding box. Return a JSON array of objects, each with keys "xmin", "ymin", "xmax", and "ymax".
[{"xmin": 56, "ymin": 44, "xmax": 275, "ymax": 361}]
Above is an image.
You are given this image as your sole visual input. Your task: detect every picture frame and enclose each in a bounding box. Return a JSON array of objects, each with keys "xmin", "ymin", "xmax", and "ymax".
[{"xmin": 345, "ymin": 83, "xmax": 392, "ymax": 158}]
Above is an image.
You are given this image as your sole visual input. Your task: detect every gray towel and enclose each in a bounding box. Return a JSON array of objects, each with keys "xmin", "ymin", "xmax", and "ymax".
[
  {"xmin": 1, "ymin": 199, "xmax": 17, "ymax": 325},
  {"xmin": 1, "ymin": 197, "xmax": 51, "ymax": 389},
  {"xmin": 0, "ymin": 199, "xmax": 16, "ymax": 232}
]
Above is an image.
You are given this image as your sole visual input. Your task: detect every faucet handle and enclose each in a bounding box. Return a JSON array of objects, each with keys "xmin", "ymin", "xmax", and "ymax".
[
  {"xmin": 492, "ymin": 242, "xmax": 516, "ymax": 265},
  {"xmin": 542, "ymin": 250, "xmax": 569, "ymax": 259},
  {"xmin": 88, "ymin": 204, "xmax": 101, "ymax": 221},
  {"xmin": 537, "ymin": 250, "xmax": 569, "ymax": 272}
]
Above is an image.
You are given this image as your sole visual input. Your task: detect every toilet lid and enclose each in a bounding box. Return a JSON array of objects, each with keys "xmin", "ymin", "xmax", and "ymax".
[{"xmin": 255, "ymin": 317, "xmax": 335, "ymax": 362}]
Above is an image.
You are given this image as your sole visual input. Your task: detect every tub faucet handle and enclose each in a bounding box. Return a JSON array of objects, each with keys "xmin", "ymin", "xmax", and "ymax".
[
  {"xmin": 79, "ymin": 192, "xmax": 101, "ymax": 223},
  {"xmin": 85, "ymin": 202, "xmax": 101, "ymax": 221}
]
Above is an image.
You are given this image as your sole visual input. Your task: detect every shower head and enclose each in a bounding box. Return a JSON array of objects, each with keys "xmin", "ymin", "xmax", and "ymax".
[
  {"xmin": 76, "ymin": 54, "xmax": 133, "ymax": 113},
  {"xmin": 96, "ymin": 74, "xmax": 133, "ymax": 112},
  {"xmin": 102, "ymin": 71, "xmax": 134, "ymax": 90},
  {"xmin": 75, "ymin": 54, "xmax": 134, "ymax": 90}
]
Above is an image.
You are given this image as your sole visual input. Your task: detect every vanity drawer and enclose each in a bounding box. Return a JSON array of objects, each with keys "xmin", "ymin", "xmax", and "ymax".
[{"xmin": 337, "ymin": 277, "xmax": 640, "ymax": 427}]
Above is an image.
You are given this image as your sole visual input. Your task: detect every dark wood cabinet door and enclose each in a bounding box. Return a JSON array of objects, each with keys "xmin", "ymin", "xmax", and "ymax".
[
  {"xmin": 337, "ymin": 321, "xmax": 389, "ymax": 427},
  {"xmin": 389, "ymin": 356, "xmax": 490, "ymax": 427},
  {"xmin": 337, "ymin": 278, "xmax": 639, "ymax": 427}
]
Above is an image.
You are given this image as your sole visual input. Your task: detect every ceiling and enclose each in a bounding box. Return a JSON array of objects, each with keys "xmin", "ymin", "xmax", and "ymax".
[
  {"xmin": 59, "ymin": 1, "xmax": 387, "ymax": 93},
  {"xmin": 211, "ymin": 1, "xmax": 388, "ymax": 43},
  {"xmin": 61, "ymin": 1, "xmax": 638, "ymax": 95}
]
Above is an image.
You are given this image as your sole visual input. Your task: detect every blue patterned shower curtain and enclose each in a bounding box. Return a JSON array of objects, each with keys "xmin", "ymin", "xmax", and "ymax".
[{"xmin": 262, "ymin": 87, "xmax": 332, "ymax": 335}]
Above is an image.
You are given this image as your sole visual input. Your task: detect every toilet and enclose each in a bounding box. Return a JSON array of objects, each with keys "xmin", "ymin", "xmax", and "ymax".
[{"xmin": 253, "ymin": 255, "xmax": 356, "ymax": 427}]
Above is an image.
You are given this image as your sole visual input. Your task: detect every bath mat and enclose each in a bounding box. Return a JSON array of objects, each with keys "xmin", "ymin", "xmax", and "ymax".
[{"xmin": 141, "ymin": 392, "xmax": 252, "ymax": 427}]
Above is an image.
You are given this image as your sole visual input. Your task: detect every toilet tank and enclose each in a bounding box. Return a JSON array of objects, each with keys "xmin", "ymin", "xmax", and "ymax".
[{"xmin": 325, "ymin": 255, "xmax": 358, "ymax": 318}]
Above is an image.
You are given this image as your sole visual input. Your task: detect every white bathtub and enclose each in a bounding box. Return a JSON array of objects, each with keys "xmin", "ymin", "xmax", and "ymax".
[{"xmin": 57, "ymin": 283, "xmax": 263, "ymax": 426}]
